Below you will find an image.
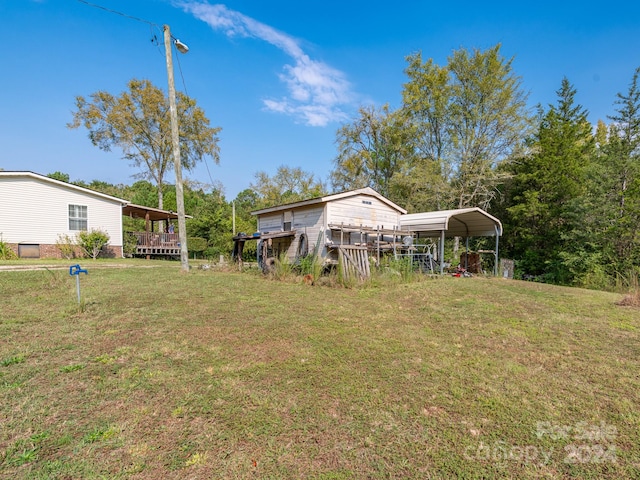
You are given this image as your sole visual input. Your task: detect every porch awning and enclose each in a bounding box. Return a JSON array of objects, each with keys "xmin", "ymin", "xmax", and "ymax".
[{"xmin": 123, "ymin": 203, "xmax": 192, "ymax": 222}]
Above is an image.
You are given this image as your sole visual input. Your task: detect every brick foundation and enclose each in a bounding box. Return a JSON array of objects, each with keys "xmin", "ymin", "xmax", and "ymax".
[{"xmin": 7, "ymin": 243, "xmax": 123, "ymax": 259}]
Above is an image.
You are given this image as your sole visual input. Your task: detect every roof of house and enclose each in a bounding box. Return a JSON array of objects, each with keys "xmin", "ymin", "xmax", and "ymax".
[
  {"xmin": 0, "ymin": 171, "xmax": 128, "ymax": 205},
  {"xmin": 2, "ymin": 171, "xmax": 194, "ymax": 222},
  {"xmin": 400, "ymin": 207, "xmax": 502, "ymax": 237},
  {"xmin": 251, "ymin": 187, "xmax": 407, "ymax": 216}
]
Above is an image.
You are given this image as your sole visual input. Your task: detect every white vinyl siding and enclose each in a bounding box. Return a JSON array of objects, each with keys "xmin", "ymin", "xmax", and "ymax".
[{"xmin": 0, "ymin": 175, "xmax": 124, "ymax": 247}]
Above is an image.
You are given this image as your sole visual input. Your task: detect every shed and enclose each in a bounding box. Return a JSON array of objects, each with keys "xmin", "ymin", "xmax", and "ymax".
[
  {"xmin": 239, "ymin": 188, "xmax": 407, "ymax": 270},
  {"xmin": 399, "ymin": 208, "xmax": 503, "ymax": 274}
]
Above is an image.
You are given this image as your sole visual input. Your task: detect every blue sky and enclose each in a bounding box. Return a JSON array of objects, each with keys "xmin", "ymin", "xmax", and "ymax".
[{"xmin": 2, "ymin": 1, "xmax": 639, "ymax": 200}]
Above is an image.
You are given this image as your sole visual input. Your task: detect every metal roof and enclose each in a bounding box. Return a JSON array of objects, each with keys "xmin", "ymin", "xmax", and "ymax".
[{"xmin": 400, "ymin": 207, "xmax": 502, "ymax": 237}]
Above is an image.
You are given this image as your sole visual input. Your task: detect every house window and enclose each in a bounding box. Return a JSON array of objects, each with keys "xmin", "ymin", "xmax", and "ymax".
[{"xmin": 69, "ymin": 204, "xmax": 87, "ymax": 231}]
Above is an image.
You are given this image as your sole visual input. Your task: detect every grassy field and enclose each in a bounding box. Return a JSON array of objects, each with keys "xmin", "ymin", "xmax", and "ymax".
[{"xmin": 0, "ymin": 261, "xmax": 638, "ymax": 479}]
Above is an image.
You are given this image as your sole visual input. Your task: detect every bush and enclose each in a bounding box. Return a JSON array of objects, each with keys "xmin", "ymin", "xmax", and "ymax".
[
  {"xmin": 187, "ymin": 237, "xmax": 208, "ymax": 259},
  {"xmin": 77, "ymin": 229, "xmax": 110, "ymax": 259},
  {"xmin": 0, "ymin": 234, "xmax": 17, "ymax": 260},
  {"xmin": 376, "ymin": 256, "xmax": 415, "ymax": 283},
  {"xmin": 297, "ymin": 253, "xmax": 323, "ymax": 280},
  {"xmin": 123, "ymin": 232, "xmax": 138, "ymax": 257},
  {"xmin": 55, "ymin": 234, "xmax": 79, "ymax": 259}
]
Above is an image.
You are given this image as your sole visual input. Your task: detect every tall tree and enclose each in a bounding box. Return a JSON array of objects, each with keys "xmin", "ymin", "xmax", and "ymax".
[
  {"xmin": 330, "ymin": 45, "xmax": 530, "ymax": 213},
  {"xmin": 600, "ymin": 67, "xmax": 640, "ymax": 273},
  {"xmin": 504, "ymin": 78, "xmax": 595, "ymax": 283},
  {"xmin": 250, "ymin": 166, "xmax": 326, "ymax": 208},
  {"xmin": 401, "ymin": 45, "xmax": 532, "ymax": 210},
  {"xmin": 330, "ymin": 104, "xmax": 413, "ymax": 199},
  {"xmin": 400, "ymin": 52, "xmax": 456, "ymax": 210},
  {"xmin": 68, "ymin": 78, "xmax": 221, "ymax": 210},
  {"xmin": 185, "ymin": 186, "xmax": 233, "ymax": 258}
]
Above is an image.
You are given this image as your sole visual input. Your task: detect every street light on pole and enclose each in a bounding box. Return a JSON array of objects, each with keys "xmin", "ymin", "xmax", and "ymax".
[{"xmin": 163, "ymin": 24, "xmax": 189, "ymax": 272}]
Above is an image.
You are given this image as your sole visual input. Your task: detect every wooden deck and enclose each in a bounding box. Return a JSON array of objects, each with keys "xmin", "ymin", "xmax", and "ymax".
[{"xmin": 130, "ymin": 232, "xmax": 180, "ymax": 256}]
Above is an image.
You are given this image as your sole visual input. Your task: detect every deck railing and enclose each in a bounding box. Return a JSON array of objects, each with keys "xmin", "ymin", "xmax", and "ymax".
[{"xmin": 128, "ymin": 232, "xmax": 180, "ymax": 255}]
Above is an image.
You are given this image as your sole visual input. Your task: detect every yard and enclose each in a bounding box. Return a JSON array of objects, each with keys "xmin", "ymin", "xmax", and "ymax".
[{"xmin": 0, "ymin": 262, "xmax": 638, "ymax": 478}]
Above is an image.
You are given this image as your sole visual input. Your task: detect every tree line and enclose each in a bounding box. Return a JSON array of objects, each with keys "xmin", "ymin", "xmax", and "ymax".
[{"xmin": 64, "ymin": 44, "xmax": 640, "ymax": 288}]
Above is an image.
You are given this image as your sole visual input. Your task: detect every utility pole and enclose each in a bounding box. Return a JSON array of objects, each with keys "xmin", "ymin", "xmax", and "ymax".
[{"xmin": 163, "ymin": 24, "xmax": 189, "ymax": 272}]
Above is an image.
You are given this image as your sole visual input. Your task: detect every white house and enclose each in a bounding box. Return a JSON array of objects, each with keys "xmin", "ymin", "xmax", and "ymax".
[{"xmin": 0, "ymin": 171, "xmax": 127, "ymax": 258}]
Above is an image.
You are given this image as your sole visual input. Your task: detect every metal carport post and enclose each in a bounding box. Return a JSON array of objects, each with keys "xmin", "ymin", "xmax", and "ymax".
[
  {"xmin": 494, "ymin": 224, "xmax": 500, "ymax": 276},
  {"xmin": 439, "ymin": 229, "xmax": 445, "ymax": 275}
]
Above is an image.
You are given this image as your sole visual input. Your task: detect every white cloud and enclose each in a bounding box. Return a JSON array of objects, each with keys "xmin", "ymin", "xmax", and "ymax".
[{"xmin": 179, "ymin": 2, "xmax": 353, "ymax": 126}]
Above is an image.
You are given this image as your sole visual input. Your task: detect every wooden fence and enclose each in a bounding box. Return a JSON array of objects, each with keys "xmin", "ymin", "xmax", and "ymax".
[{"xmin": 338, "ymin": 246, "xmax": 371, "ymax": 282}]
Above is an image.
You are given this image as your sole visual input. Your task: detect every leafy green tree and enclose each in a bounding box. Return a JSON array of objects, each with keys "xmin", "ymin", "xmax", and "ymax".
[
  {"xmin": 68, "ymin": 78, "xmax": 221, "ymax": 210},
  {"xmin": 598, "ymin": 67, "xmax": 640, "ymax": 276},
  {"xmin": 126, "ymin": 180, "xmax": 159, "ymax": 208},
  {"xmin": 250, "ymin": 166, "xmax": 326, "ymax": 207},
  {"xmin": 330, "ymin": 45, "xmax": 530, "ymax": 214},
  {"xmin": 607, "ymin": 68, "xmax": 640, "ymax": 213},
  {"xmin": 504, "ymin": 78, "xmax": 595, "ymax": 283},
  {"xmin": 233, "ymin": 188, "xmax": 260, "ymax": 233},
  {"xmin": 330, "ymin": 104, "xmax": 413, "ymax": 199},
  {"xmin": 401, "ymin": 45, "xmax": 532, "ymax": 210},
  {"xmin": 47, "ymin": 171, "xmax": 70, "ymax": 183},
  {"xmin": 186, "ymin": 187, "xmax": 233, "ymax": 259},
  {"xmin": 400, "ymin": 52, "xmax": 456, "ymax": 210}
]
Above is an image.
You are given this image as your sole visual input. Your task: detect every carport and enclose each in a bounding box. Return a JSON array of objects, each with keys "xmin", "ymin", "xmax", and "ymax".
[{"xmin": 399, "ymin": 208, "xmax": 503, "ymax": 275}]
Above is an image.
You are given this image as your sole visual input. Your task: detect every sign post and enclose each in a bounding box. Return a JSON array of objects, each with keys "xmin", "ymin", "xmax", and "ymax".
[{"xmin": 69, "ymin": 264, "xmax": 88, "ymax": 304}]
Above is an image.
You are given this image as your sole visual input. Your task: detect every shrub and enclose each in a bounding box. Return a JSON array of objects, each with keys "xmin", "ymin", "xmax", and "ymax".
[
  {"xmin": 187, "ymin": 237, "xmax": 208, "ymax": 259},
  {"xmin": 55, "ymin": 234, "xmax": 79, "ymax": 259},
  {"xmin": 297, "ymin": 253, "xmax": 323, "ymax": 280},
  {"xmin": 77, "ymin": 229, "xmax": 110, "ymax": 260},
  {"xmin": 0, "ymin": 234, "xmax": 17, "ymax": 260},
  {"xmin": 378, "ymin": 256, "xmax": 415, "ymax": 283},
  {"xmin": 123, "ymin": 232, "xmax": 138, "ymax": 257}
]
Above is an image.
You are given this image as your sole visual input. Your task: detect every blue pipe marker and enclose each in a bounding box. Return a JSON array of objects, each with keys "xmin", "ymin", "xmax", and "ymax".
[{"xmin": 69, "ymin": 264, "xmax": 88, "ymax": 304}]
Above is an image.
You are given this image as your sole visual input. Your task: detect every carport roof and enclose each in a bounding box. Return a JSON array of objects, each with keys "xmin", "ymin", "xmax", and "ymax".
[{"xmin": 400, "ymin": 207, "xmax": 502, "ymax": 237}]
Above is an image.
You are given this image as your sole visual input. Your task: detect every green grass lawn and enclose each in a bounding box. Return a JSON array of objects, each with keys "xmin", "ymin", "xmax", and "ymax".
[{"xmin": 0, "ymin": 263, "xmax": 638, "ymax": 479}]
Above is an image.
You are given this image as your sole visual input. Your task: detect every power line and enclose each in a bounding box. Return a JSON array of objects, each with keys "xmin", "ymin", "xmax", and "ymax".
[
  {"xmin": 76, "ymin": 0, "xmax": 191, "ymax": 94},
  {"xmin": 76, "ymin": 0, "xmax": 211, "ymax": 185},
  {"xmin": 76, "ymin": 0, "xmax": 156, "ymax": 27}
]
